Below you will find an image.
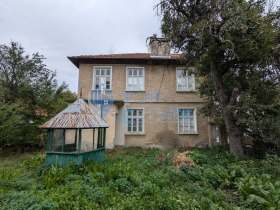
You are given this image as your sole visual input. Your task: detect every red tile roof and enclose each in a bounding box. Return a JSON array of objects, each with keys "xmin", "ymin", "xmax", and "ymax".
[{"xmin": 69, "ymin": 53, "xmax": 182, "ymax": 59}]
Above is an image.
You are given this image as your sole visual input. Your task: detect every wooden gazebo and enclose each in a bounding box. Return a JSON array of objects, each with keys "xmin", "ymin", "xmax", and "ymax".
[{"xmin": 40, "ymin": 99, "xmax": 108, "ymax": 167}]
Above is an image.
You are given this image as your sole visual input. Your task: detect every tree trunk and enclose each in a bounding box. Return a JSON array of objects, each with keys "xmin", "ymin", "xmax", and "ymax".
[
  {"xmin": 210, "ymin": 61, "xmax": 244, "ymax": 158},
  {"xmin": 219, "ymin": 124, "xmax": 228, "ymax": 146},
  {"xmin": 224, "ymin": 113, "xmax": 244, "ymax": 157}
]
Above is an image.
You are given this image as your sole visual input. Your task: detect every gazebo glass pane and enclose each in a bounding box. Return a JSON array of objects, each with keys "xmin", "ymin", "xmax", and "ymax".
[
  {"xmin": 94, "ymin": 128, "xmax": 98, "ymax": 150},
  {"xmin": 51, "ymin": 129, "xmax": 64, "ymax": 152},
  {"xmin": 81, "ymin": 129, "xmax": 94, "ymax": 152},
  {"xmin": 65, "ymin": 129, "xmax": 77, "ymax": 152}
]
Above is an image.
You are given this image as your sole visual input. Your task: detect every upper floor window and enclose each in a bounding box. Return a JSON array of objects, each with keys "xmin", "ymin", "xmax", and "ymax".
[
  {"xmin": 178, "ymin": 108, "xmax": 197, "ymax": 133},
  {"xmin": 176, "ymin": 67, "xmax": 195, "ymax": 91},
  {"xmin": 126, "ymin": 67, "xmax": 144, "ymax": 91},
  {"xmin": 94, "ymin": 66, "xmax": 112, "ymax": 90}
]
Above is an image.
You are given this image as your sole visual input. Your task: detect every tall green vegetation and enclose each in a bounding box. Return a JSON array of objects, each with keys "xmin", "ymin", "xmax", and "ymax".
[
  {"xmin": 1, "ymin": 148, "xmax": 280, "ymax": 209},
  {"xmin": 157, "ymin": 0, "xmax": 280, "ymax": 157},
  {"xmin": 0, "ymin": 41, "xmax": 76, "ymax": 151}
]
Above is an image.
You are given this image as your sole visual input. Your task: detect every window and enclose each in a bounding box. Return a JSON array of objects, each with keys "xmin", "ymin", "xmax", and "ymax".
[
  {"xmin": 176, "ymin": 67, "xmax": 195, "ymax": 91},
  {"xmin": 94, "ymin": 66, "xmax": 112, "ymax": 90},
  {"xmin": 126, "ymin": 67, "xmax": 144, "ymax": 91},
  {"xmin": 178, "ymin": 108, "xmax": 197, "ymax": 133},
  {"xmin": 127, "ymin": 109, "xmax": 144, "ymax": 133}
]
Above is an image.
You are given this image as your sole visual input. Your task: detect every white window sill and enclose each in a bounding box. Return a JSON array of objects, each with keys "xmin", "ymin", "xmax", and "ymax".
[
  {"xmin": 176, "ymin": 90, "xmax": 198, "ymax": 93},
  {"xmin": 92, "ymin": 89, "xmax": 112, "ymax": 92},
  {"xmin": 125, "ymin": 90, "xmax": 145, "ymax": 92},
  {"xmin": 125, "ymin": 132, "xmax": 146, "ymax": 135},
  {"xmin": 178, "ymin": 132, "xmax": 198, "ymax": 135}
]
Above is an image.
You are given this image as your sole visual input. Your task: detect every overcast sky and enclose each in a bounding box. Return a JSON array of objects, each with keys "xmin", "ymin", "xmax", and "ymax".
[
  {"xmin": 1, "ymin": 0, "xmax": 279, "ymax": 92},
  {"xmin": 0, "ymin": 0, "xmax": 161, "ymax": 92}
]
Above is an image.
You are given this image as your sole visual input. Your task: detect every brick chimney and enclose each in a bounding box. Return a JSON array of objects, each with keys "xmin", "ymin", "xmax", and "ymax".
[{"xmin": 148, "ymin": 34, "xmax": 171, "ymax": 58}]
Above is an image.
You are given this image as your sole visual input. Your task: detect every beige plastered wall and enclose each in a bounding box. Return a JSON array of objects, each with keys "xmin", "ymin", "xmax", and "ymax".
[{"xmin": 78, "ymin": 63, "xmax": 209, "ymax": 148}]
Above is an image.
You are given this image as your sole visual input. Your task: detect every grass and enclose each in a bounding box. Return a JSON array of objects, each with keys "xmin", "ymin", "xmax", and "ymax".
[{"xmin": 0, "ymin": 147, "xmax": 279, "ymax": 210}]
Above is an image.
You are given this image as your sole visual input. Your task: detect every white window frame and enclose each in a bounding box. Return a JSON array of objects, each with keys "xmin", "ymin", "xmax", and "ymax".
[
  {"xmin": 126, "ymin": 108, "xmax": 145, "ymax": 133},
  {"xmin": 93, "ymin": 66, "xmax": 112, "ymax": 90},
  {"xmin": 126, "ymin": 67, "xmax": 145, "ymax": 91},
  {"xmin": 177, "ymin": 108, "xmax": 197, "ymax": 134},
  {"xmin": 176, "ymin": 67, "xmax": 195, "ymax": 91}
]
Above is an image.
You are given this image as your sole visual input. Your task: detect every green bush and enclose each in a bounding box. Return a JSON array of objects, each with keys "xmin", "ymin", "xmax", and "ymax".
[{"xmin": 237, "ymin": 174, "xmax": 280, "ymax": 209}]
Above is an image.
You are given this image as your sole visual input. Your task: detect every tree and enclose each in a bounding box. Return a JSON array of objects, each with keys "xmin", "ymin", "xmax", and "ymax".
[
  {"xmin": 158, "ymin": 0, "xmax": 280, "ymax": 157},
  {"xmin": 0, "ymin": 41, "xmax": 76, "ymax": 151}
]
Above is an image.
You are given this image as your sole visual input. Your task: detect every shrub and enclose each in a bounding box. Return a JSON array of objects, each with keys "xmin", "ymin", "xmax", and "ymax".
[{"xmin": 237, "ymin": 174, "xmax": 280, "ymax": 209}]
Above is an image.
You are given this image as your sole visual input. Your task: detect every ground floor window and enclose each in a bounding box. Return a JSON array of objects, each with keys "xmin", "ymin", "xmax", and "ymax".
[
  {"xmin": 127, "ymin": 109, "xmax": 144, "ymax": 133},
  {"xmin": 178, "ymin": 108, "xmax": 197, "ymax": 133}
]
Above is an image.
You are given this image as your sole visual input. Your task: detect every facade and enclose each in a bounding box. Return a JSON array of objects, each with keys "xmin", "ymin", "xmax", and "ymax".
[{"xmin": 68, "ymin": 37, "xmax": 214, "ymax": 149}]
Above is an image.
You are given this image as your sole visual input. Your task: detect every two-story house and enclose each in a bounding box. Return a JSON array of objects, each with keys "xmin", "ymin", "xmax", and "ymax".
[{"xmin": 68, "ymin": 36, "xmax": 213, "ymax": 149}]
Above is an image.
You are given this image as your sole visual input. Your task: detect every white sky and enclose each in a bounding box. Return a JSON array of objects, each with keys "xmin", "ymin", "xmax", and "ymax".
[
  {"xmin": 1, "ymin": 0, "xmax": 279, "ymax": 92},
  {"xmin": 0, "ymin": 0, "xmax": 161, "ymax": 92}
]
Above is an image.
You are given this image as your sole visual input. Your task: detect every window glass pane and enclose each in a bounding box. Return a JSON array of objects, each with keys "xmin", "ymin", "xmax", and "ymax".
[
  {"xmin": 133, "ymin": 69, "xmax": 137, "ymax": 76},
  {"xmin": 190, "ymin": 118, "xmax": 194, "ymax": 126},
  {"xmin": 133, "ymin": 78, "xmax": 137, "ymax": 85},
  {"xmin": 100, "ymin": 77, "xmax": 106, "ymax": 86},
  {"xmin": 52, "ymin": 129, "xmax": 64, "ymax": 152},
  {"xmin": 127, "ymin": 110, "xmax": 132, "ymax": 116},
  {"xmin": 127, "ymin": 77, "xmax": 133, "ymax": 85},
  {"xmin": 139, "ymin": 69, "xmax": 143, "ymax": 76},
  {"xmin": 179, "ymin": 117, "xmax": 183, "ymax": 126},
  {"xmin": 179, "ymin": 109, "xmax": 182, "ymax": 116},
  {"xmin": 177, "ymin": 69, "xmax": 182, "ymax": 76},
  {"xmin": 139, "ymin": 118, "xmax": 143, "ymax": 126},
  {"xmin": 133, "ymin": 119, "xmax": 137, "ymax": 131},
  {"xmin": 177, "ymin": 77, "xmax": 186, "ymax": 85},
  {"xmin": 179, "ymin": 126, "xmax": 183, "ymax": 133},
  {"xmin": 138, "ymin": 110, "xmax": 143, "ymax": 116},
  {"xmin": 184, "ymin": 123, "xmax": 189, "ymax": 130},
  {"xmin": 127, "ymin": 85, "xmax": 133, "ymax": 90},
  {"xmin": 188, "ymin": 75, "xmax": 194, "ymax": 90},
  {"xmin": 95, "ymin": 77, "xmax": 100, "ymax": 89},
  {"xmin": 181, "ymin": 77, "xmax": 187, "ymax": 85},
  {"xmin": 95, "ymin": 77, "xmax": 100, "ymax": 85},
  {"xmin": 189, "ymin": 110, "xmax": 193, "ymax": 116},
  {"xmin": 138, "ymin": 77, "xmax": 143, "ymax": 85},
  {"xmin": 106, "ymin": 77, "xmax": 110, "ymax": 89},
  {"xmin": 133, "ymin": 110, "xmax": 137, "ymax": 116},
  {"xmin": 128, "ymin": 118, "xmax": 132, "ymax": 131},
  {"xmin": 128, "ymin": 69, "xmax": 132, "ymax": 75},
  {"xmin": 101, "ymin": 69, "xmax": 105, "ymax": 75},
  {"xmin": 106, "ymin": 69, "xmax": 110, "ymax": 75},
  {"xmin": 96, "ymin": 69, "xmax": 100, "ymax": 75}
]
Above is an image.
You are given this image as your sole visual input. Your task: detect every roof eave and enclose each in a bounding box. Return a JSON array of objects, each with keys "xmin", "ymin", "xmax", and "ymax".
[{"xmin": 67, "ymin": 57, "xmax": 183, "ymax": 68}]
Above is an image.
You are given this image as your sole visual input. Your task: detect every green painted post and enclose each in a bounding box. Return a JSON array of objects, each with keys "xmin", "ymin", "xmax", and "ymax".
[
  {"xmin": 75, "ymin": 129, "xmax": 78, "ymax": 147},
  {"xmin": 97, "ymin": 128, "xmax": 100, "ymax": 149},
  {"xmin": 103, "ymin": 128, "xmax": 106, "ymax": 148},
  {"xmin": 62, "ymin": 129, "xmax": 65, "ymax": 152},
  {"xmin": 92, "ymin": 129, "xmax": 95, "ymax": 150},
  {"xmin": 78, "ymin": 129, "xmax": 82, "ymax": 153}
]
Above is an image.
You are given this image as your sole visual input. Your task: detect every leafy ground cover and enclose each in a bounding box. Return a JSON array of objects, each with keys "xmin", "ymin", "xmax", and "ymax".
[{"xmin": 0, "ymin": 147, "xmax": 279, "ymax": 210}]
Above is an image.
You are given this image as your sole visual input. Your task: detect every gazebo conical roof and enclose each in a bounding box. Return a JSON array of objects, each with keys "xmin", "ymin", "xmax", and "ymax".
[{"xmin": 40, "ymin": 99, "xmax": 108, "ymax": 129}]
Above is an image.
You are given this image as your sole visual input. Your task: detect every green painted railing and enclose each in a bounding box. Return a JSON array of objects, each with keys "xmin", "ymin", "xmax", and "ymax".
[{"xmin": 45, "ymin": 148, "xmax": 105, "ymax": 167}]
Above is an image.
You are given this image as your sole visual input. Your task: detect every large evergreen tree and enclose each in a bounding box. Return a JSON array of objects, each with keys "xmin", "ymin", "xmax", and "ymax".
[
  {"xmin": 0, "ymin": 41, "xmax": 76, "ymax": 151},
  {"xmin": 158, "ymin": 0, "xmax": 280, "ymax": 157}
]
